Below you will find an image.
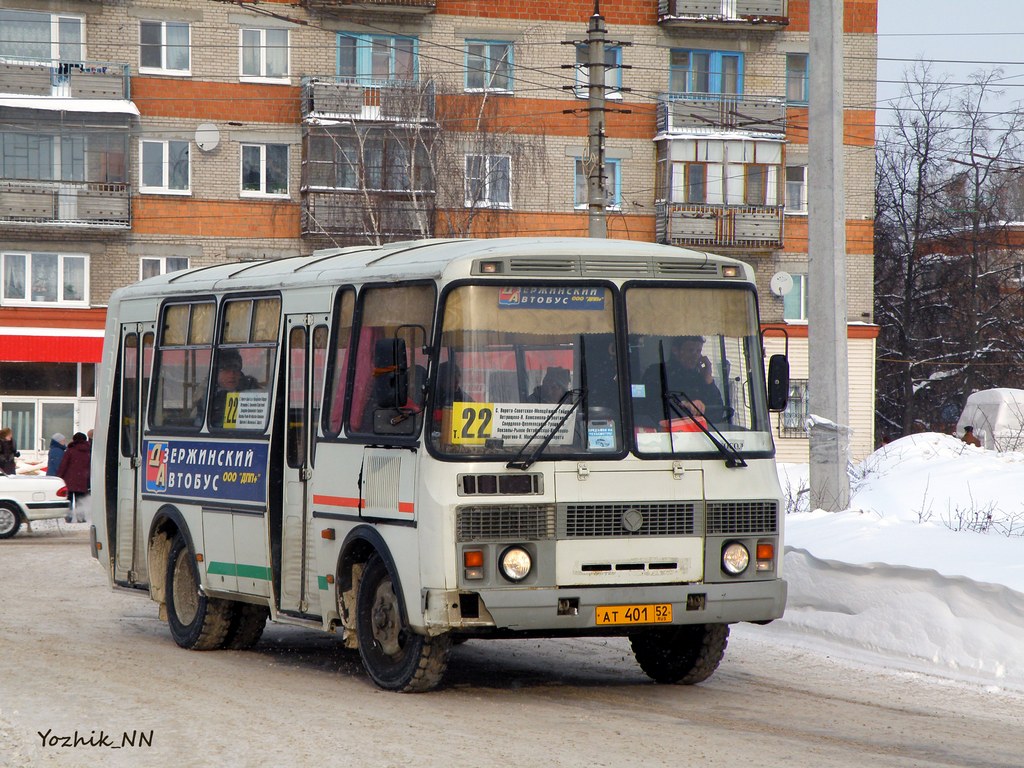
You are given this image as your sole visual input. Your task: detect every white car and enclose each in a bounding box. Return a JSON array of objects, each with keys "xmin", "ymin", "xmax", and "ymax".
[{"xmin": 0, "ymin": 472, "xmax": 72, "ymax": 539}]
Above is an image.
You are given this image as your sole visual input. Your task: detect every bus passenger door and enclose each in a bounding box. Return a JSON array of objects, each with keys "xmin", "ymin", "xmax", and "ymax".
[
  {"xmin": 279, "ymin": 316, "xmax": 327, "ymax": 615},
  {"xmin": 114, "ymin": 324, "xmax": 154, "ymax": 585}
]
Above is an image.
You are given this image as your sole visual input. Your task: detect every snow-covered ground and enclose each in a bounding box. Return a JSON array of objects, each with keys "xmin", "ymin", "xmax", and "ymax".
[{"xmin": 766, "ymin": 432, "xmax": 1024, "ymax": 692}]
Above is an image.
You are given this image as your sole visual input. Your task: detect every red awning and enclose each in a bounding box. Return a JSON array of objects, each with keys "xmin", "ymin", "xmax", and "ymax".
[{"xmin": 1, "ymin": 334, "xmax": 104, "ymax": 363}]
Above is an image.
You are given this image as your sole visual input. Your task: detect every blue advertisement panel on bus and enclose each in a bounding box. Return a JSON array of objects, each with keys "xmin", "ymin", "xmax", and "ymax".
[{"xmin": 144, "ymin": 439, "xmax": 269, "ymax": 506}]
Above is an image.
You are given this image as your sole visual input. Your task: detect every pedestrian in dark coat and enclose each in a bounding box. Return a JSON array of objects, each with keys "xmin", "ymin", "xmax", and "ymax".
[
  {"xmin": 46, "ymin": 433, "xmax": 67, "ymax": 476},
  {"xmin": 0, "ymin": 426, "xmax": 19, "ymax": 475},
  {"xmin": 57, "ymin": 432, "xmax": 92, "ymax": 522}
]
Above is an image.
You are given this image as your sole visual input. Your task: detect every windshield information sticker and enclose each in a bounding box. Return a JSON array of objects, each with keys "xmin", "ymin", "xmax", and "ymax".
[
  {"xmin": 449, "ymin": 402, "xmax": 576, "ymax": 446},
  {"xmin": 498, "ymin": 286, "xmax": 605, "ymax": 310}
]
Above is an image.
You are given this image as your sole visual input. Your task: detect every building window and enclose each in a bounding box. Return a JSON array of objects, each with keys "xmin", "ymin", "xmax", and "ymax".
[
  {"xmin": 241, "ymin": 144, "xmax": 289, "ymax": 197},
  {"xmin": 574, "ymin": 158, "xmax": 620, "ymax": 209},
  {"xmin": 786, "ymin": 165, "xmax": 807, "ymax": 213},
  {"xmin": 575, "ymin": 45, "xmax": 622, "ymax": 99},
  {"xmin": 337, "ymin": 34, "xmax": 417, "ymax": 83},
  {"xmin": 780, "ymin": 379, "xmax": 809, "ymax": 437},
  {"xmin": 669, "ymin": 50, "xmax": 742, "ymax": 95},
  {"xmin": 786, "ymin": 53, "xmax": 809, "ymax": 105},
  {"xmin": 0, "ymin": 9, "xmax": 83, "ymax": 62},
  {"xmin": 240, "ymin": 28, "xmax": 289, "ymax": 81},
  {"xmin": 140, "ymin": 256, "xmax": 189, "ymax": 280},
  {"xmin": 2, "ymin": 252, "xmax": 88, "ymax": 306},
  {"xmin": 465, "ymin": 155, "xmax": 511, "ymax": 208},
  {"xmin": 140, "ymin": 139, "xmax": 190, "ymax": 194},
  {"xmin": 306, "ymin": 132, "xmax": 429, "ymax": 192},
  {"xmin": 745, "ymin": 164, "xmax": 768, "ymax": 206},
  {"xmin": 140, "ymin": 20, "xmax": 190, "ymax": 74},
  {"xmin": 783, "ymin": 273, "xmax": 807, "ymax": 321},
  {"xmin": 465, "ymin": 41, "xmax": 513, "ymax": 92}
]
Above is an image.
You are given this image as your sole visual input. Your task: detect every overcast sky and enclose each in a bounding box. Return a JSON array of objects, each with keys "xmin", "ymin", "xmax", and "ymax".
[{"xmin": 876, "ymin": 0, "xmax": 1024, "ymax": 114}]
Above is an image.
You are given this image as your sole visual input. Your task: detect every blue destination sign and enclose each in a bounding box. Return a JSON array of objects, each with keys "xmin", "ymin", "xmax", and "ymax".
[
  {"xmin": 144, "ymin": 439, "xmax": 269, "ymax": 506},
  {"xmin": 498, "ymin": 286, "xmax": 605, "ymax": 310}
]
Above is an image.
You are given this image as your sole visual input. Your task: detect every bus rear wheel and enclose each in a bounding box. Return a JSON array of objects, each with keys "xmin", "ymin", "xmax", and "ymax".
[
  {"xmin": 629, "ymin": 623, "xmax": 730, "ymax": 685},
  {"xmin": 165, "ymin": 532, "xmax": 233, "ymax": 650},
  {"xmin": 356, "ymin": 554, "xmax": 450, "ymax": 692}
]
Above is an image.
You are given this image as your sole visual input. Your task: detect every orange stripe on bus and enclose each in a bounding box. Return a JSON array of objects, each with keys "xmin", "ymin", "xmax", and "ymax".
[
  {"xmin": 313, "ymin": 495, "xmax": 363, "ymax": 509},
  {"xmin": 397, "ymin": 502, "xmax": 415, "ymax": 515}
]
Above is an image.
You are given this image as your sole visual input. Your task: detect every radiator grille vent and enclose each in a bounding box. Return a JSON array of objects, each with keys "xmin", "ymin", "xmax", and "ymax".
[
  {"xmin": 705, "ymin": 500, "xmax": 778, "ymax": 534},
  {"xmin": 507, "ymin": 258, "xmax": 577, "ymax": 274},
  {"xmin": 456, "ymin": 504, "xmax": 556, "ymax": 542},
  {"xmin": 655, "ymin": 260, "xmax": 720, "ymax": 277},
  {"xmin": 562, "ymin": 502, "xmax": 696, "ymax": 538}
]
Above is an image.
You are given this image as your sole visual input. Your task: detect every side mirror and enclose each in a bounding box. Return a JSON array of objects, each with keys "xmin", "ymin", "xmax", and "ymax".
[{"xmin": 766, "ymin": 354, "xmax": 789, "ymax": 412}]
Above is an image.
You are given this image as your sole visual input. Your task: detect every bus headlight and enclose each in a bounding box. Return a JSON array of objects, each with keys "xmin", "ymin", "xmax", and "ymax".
[
  {"xmin": 722, "ymin": 542, "xmax": 750, "ymax": 575},
  {"xmin": 499, "ymin": 546, "xmax": 532, "ymax": 582}
]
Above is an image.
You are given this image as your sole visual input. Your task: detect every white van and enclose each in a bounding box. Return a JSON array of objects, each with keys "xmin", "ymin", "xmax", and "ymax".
[{"xmin": 955, "ymin": 388, "xmax": 1024, "ymax": 451}]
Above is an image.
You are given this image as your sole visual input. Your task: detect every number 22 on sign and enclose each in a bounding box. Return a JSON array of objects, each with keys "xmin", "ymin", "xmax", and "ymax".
[{"xmin": 450, "ymin": 403, "xmax": 494, "ymax": 445}]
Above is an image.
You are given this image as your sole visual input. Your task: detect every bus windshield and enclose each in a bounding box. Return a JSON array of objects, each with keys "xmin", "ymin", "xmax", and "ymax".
[
  {"xmin": 625, "ymin": 285, "xmax": 773, "ymax": 456},
  {"xmin": 429, "ymin": 284, "xmax": 622, "ymax": 459}
]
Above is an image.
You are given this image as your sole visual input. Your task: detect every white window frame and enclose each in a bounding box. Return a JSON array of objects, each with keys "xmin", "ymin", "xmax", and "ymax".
[
  {"xmin": 140, "ymin": 256, "xmax": 189, "ymax": 281},
  {"xmin": 464, "ymin": 154, "xmax": 511, "ymax": 209},
  {"xmin": 780, "ymin": 378, "xmax": 809, "ymax": 438},
  {"xmin": 139, "ymin": 20, "xmax": 191, "ymax": 76},
  {"xmin": 574, "ymin": 45, "xmax": 622, "ymax": 100},
  {"xmin": 0, "ymin": 10, "xmax": 85, "ymax": 63},
  {"xmin": 785, "ymin": 164, "xmax": 808, "ymax": 214},
  {"xmin": 239, "ymin": 28, "xmax": 290, "ymax": 83},
  {"xmin": 465, "ymin": 40, "xmax": 513, "ymax": 93},
  {"xmin": 782, "ymin": 273, "xmax": 807, "ymax": 321},
  {"xmin": 574, "ymin": 157, "xmax": 621, "ymax": 210},
  {"xmin": 239, "ymin": 143, "xmax": 290, "ymax": 198},
  {"xmin": 1, "ymin": 251, "xmax": 89, "ymax": 307},
  {"xmin": 786, "ymin": 52, "xmax": 809, "ymax": 105},
  {"xmin": 139, "ymin": 139, "xmax": 191, "ymax": 195}
]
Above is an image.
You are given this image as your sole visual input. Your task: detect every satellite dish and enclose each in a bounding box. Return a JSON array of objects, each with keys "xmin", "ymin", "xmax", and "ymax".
[
  {"xmin": 770, "ymin": 271, "xmax": 794, "ymax": 297},
  {"xmin": 195, "ymin": 123, "xmax": 220, "ymax": 152}
]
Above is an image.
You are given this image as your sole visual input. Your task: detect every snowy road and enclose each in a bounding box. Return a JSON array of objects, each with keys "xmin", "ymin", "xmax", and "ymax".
[{"xmin": 1, "ymin": 530, "xmax": 1021, "ymax": 768}]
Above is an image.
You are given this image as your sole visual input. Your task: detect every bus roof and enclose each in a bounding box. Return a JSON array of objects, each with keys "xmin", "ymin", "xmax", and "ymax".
[{"xmin": 112, "ymin": 237, "xmax": 754, "ymax": 301}]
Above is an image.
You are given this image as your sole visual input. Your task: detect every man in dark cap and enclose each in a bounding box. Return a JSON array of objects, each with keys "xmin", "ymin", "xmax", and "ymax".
[{"xmin": 641, "ymin": 335, "xmax": 724, "ymax": 425}]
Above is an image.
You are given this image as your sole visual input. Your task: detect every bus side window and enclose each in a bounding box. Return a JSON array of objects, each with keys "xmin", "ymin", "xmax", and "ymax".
[
  {"xmin": 151, "ymin": 302, "xmax": 214, "ymax": 429},
  {"xmin": 324, "ymin": 288, "xmax": 355, "ymax": 437}
]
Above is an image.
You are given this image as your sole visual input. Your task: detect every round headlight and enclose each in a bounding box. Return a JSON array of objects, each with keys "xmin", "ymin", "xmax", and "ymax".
[
  {"xmin": 722, "ymin": 542, "xmax": 750, "ymax": 575},
  {"xmin": 499, "ymin": 546, "xmax": 532, "ymax": 582}
]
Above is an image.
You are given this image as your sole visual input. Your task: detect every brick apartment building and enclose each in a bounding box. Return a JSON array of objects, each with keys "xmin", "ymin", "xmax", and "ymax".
[{"xmin": 0, "ymin": 0, "xmax": 877, "ymax": 461}]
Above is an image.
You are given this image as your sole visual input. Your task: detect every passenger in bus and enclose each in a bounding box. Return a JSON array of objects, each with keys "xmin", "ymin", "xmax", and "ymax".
[
  {"xmin": 528, "ymin": 367, "xmax": 571, "ymax": 404},
  {"xmin": 435, "ymin": 361, "xmax": 469, "ymax": 405},
  {"xmin": 209, "ymin": 349, "xmax": 259, "ymax": 427},
  {"xmin": 641, "ymin": 335, "xmax": 724, "ymax": 424}
]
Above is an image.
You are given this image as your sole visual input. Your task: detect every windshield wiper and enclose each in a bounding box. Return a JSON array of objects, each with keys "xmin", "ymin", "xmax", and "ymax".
[
  {"xmin": 665, "ymin": 390, "xmax": 747, "ymax": 469},
  {"xmin": 506, "ymin": 387, "xmax": 585, "ymax": 471}
]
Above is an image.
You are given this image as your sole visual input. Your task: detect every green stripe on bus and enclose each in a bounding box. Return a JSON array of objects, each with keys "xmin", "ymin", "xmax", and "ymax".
[
  {"xmin": 207, "ymin": 561, "xmax": 272, "ymax": 581},
  {"xmin": 318, "ymin": 576, "xmax": 328, "ymax": 591}
]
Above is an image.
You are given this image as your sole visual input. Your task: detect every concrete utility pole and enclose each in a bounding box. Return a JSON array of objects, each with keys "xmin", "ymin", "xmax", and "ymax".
[
  {"xmin": 586, "ymin": 3, "xmax": 608, "ymax": 238},
  {"xmin": 807, "ymin": 0, "xmax": 851, "ymax": 510}
]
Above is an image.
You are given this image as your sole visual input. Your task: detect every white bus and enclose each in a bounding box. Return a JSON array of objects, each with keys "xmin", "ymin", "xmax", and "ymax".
[{"xmin": 90, "ymin": 237, "xmax": 790, "ymax": 692}]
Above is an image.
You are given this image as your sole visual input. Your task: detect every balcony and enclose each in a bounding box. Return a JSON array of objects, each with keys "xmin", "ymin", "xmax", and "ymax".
[
  {"xmin": 658, "ymin": 93, "xmax": 786, "ymax": 135},
  {"xmin": 0, "ymin": 57, "xmax": 130, "ymax": 100},
  {"xmin": 301, "ymin": 76, "xmax": 435, "ymax": 123},
  {"xmin": 0, "ymin": 180, "xmax": 131, "ymax": 229},
  {"xmin": 658, "ymin": 0, "xmax": 788, "ymax": 29},
  {"xmin": 301, "ymin": 0, "xmax": 435, "ymax": 15},
  {"xmin": 302, "ymin": 189, "xmax": 434, "ymax": 240},
  {"xmin": 656, "ymin": 203, "xmax": 783, "ymax": 250}
]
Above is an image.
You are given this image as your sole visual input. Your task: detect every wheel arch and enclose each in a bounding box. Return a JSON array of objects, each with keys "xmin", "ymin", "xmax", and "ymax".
[
  {"xmin": 147, "ymin": 504, "xmax": 198, "ymax": 607},
  {"xmin": 337, "ymin": 525, "xmax": 409, "ymax": 625}
]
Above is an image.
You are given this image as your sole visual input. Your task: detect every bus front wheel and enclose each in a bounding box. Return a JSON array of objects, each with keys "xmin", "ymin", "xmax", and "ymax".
[
  {"xmin": 629, "ymin": 623, "xmax": 730, "ymax": 685},
  {"xmin": 165, "ymin": 532, "xmax": 233, "ymax": 650},
  {"xmin": 355, "ymin": 554, "xmax": 450, "ymax": 692}
]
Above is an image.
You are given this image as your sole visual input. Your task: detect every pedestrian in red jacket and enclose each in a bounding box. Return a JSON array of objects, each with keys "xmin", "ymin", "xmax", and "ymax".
[{"xmin": 57, "ymin": 432, "xmax": 92, "ymax": 522}]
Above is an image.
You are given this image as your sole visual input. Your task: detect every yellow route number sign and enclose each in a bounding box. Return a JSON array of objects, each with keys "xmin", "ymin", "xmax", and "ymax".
[{"xmin": 449, "ymin": 402, "xmax": 494, "ymax": 445}]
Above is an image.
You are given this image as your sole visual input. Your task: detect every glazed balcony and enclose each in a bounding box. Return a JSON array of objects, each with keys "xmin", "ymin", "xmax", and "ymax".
[
  {"xmin": 658, "ymin": 93, "xmax": 786, "ymax": 135},
  {"xmin": 301, "ymin": 189, "xmax": 434, "ymax": 240},
  {"xmin": 0, "ymin": 180, "xmax": 131, "ymax": 229},
  {"xmin": 656, "ymin": 203, "xmax": 783, "ymax": 250},
  {"xmin": 0, "ymin": 57, "xmax": 130, "ymax": 100},
  {"xmin": 301, "ymin": 76, "xmax": 435, "ymax": 123},
  {"xmin": 301, "ymin": 0, "xmax": 435, "ymax": 15},
  {"xmin": 658, "ymin": 0, "xmax": 788, "ymax": 29}
]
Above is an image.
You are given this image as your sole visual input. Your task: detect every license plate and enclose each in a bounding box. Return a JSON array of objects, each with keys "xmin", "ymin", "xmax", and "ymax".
[{"xmin": 594, "ymin": 603, "xmax": 673, "ymax": 626}]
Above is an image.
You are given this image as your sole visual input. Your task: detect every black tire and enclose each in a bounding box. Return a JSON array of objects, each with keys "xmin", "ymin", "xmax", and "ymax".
[
  {"xmin": 223, "ymin": 602, "xmax": 270, "ymax": 650},
  {"xmin": 165, "ymin": 532, "xmax": 233, "ymax": 650},
  {"xmin": 356, "ymin": 554, "xmax": 450, "ymax": 692},
  {"xmin": 629, "ymin": 623, "xmax": 730, "ymax": 685},
  {"xmin": 0, "ymin": 504, "xmax": 22, "ymax": 539}
]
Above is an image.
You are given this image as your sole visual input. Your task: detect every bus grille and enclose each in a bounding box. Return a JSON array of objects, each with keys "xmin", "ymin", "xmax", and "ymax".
[
  {"xmin": 705, "ymin": 501, "xmax": 778, "ymax": 534},
  {"xmin": 456, "ymin": 504, "xmax": 556, "ymax": 542},
  {"xmin": 561, "ymin": 502, "xmax": 696, "ymax": 538}
]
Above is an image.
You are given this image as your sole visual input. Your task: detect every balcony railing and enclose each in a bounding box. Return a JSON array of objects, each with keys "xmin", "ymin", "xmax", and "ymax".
[
  {"xmin": 658, "ymin": 93, "xmax": 786, "ymax": 135},
  {"xmin": 0, "ymin": 180, "xmax": 131, "ymax": 228},
  {"xmin": 301, "ymin": 76, "xmax": 435, "ymax": 123},
  {"xmin": 302, "ymin": 189, "xmax": 434, "ymax": 240},
  {"xmin": 301, "ymin": 0, "xmax": 436, "ymax": 13},
  {"xmin": 658, "ymin": 0, "xmax": 788, "ymax": 28},
  {"xmin": 656, "ymin": 203, "xmax": 783, "ymax": 249},
  {"xmin": 0, "ymin": 57, "xmax": 131, "ymax": 100}
]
